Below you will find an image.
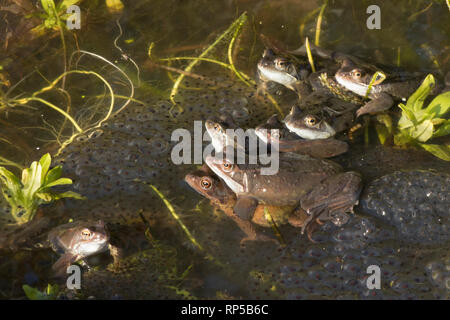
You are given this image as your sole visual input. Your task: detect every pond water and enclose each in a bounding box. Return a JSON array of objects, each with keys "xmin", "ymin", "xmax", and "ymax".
[{"xmin": 0, "ymin": 0, "xmax": 449, "ymax": 299}]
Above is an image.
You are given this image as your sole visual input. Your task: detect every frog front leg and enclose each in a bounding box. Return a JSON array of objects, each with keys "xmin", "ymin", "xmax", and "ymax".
[
  {"xmin": 356, "ymin": 92, "xmax": 393, "ymax": 117},
  {"xmin": 108, "ymin": 243, "xmax": 122, "ymax": 266},
  {"xmin": 299, "ymin": 171, "xmax": 362, "ymax": 235},
  {"xmin": 256, "ymin": 70, "xmax": 270, "ymax": 97}
]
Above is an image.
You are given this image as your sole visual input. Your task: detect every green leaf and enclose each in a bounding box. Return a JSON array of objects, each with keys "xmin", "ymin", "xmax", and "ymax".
[
  {"xmin": 375, "ymin": 124, "xmax": 389, "ymax": 145},
  {"xmin": 39, "ymin": 153, "xmax": 51, "ymax": 185},
  {"xmin": 46, "ymin": 284, "xmax": 59, "ymax": 297},
  {"xmin": 44, "ymin": 166, "xmax": 62, "ymax": 185},
  {"xmin": 397, "ymin": 103, "xmax": 416, "ymax": 129},
  {"xmin": 35, "ymin": 192, "xmax": 53, "ymax": 202},
  {"xmin": 40, "ymin": 0, "xmax": 57, "ymax": 16},
  {"xmin": 405, "ymin": 74, "xmax": 435, "ymax": 112},
  {"xmin": 22, "ymin": 285, "xmax": 51, "ymax": 300},
  {"xmin": 0, "ymin": 167, "xmax": 23, "ymax": 203},
  {"xmin": 433, "ymin": 120, "xmax": 450, "ymax": 138},
  {"xmin": 419, "ymin": 144, "xmax": 450, "ymax": 161},
  {"xmin": 22, "ymin": 161, "xmax": 43, "ymax": 199},
  {"xmin": 410, "ymin": 119, "xmax": 434, "ymax": 142},
  {"xmin": 424, "ymin": 91, "xmax": 450, "ymax": 119},
  {"xmin": 394, "ymin": 131, "xmax": 414, "ymax": 146},
  {"xmin": 52, "ymin": 191, "xmax": 86, "ymax": 200},
  {"xmin": 58, "ymin": 0, "xmax": 81, "ymax": 10},
  {"xmin": 42, "ymin": 177, "xmax": 73, "ymax": 189}
]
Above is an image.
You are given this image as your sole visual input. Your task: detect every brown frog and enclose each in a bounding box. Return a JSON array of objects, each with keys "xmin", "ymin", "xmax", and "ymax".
[
  {"xmin": 185, "ymin": 165, "xmax": 317, "ymax": 243},
  {"xmin": 205, "ymin": 152, "xmax": 362, "ymax": 236}
]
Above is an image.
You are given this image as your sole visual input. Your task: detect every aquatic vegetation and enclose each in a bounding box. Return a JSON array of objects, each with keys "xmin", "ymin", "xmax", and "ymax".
[
  {"xmin": 393, "ymin": 75, "xmax": 450, "ymax": 161},
  {"xmin": 304, "ymin": 37, "xmax": 316, "ymax": 73},
  {"xmin": 147, "ymin": 183, "xmax": 204, "ymax": 252},
  {"xmin": 23, "ymin": 284, "xmax": 60, "ymax": 300},
  {"xmin": 33, "ymin": 0, "xmax": 81, "ymax": 32},
  {"xmin": 0, "ymin": 153, "xmax": 84, "ymax": 224},
  {"xmin": 165, "ymin": 12, "xmax": 249, "ymax": 107}
]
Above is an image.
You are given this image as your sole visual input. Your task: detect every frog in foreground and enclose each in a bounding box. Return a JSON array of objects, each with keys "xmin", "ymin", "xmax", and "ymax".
[
  {"xmin": 205, "ymin": 153, "xmax": 362, "ymax": 235},
  {"xmin": 185, "ymin": 165, "xmax": 318, "ymax": 242},
  {"xmin": 48, "ymin": 220, "xmax": 120, "ymax": 277}
]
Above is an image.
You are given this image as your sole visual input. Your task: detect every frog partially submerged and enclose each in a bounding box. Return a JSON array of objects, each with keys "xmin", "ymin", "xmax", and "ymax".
[
  {"xmin": 257, "ymin": 48, "xmax": 311, "ymax": 97},
  {"xmin": 48, "ymin": 220, "xmax": 120, "ymax": 277},
  {"xmin": 185, "ymin": 165, "xmax": 314, "ymax": 242},
  {"xmin": 205, "ymin": 153, "xmax": 362, "ymax": 235},
  {"xmin": 185, "ymin": 165, "xmax": 280, "ymax": 245},
  {"xmin": 283, "ymin": 105, "xmax": 337, "ymax": 140},
  {"xmin": 255, "ymin": 114, "xmax": 348, "ymax": 158},
  {"xmin": 335, "ymin": 58, "xmax": 422, "ymax": 117}
]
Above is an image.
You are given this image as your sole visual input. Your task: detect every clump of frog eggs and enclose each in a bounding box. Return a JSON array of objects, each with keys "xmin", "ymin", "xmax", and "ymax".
[
  {"xmin": 53, "ymin": 77, "xmax": 274, "ymax": 202},
  {"xmin": 361, "ymin": 170, "xmax": 450, "ymax": 244},
  {"xmin": 241, "ymin": 215, "xmax": 448, "ymax": 300}
]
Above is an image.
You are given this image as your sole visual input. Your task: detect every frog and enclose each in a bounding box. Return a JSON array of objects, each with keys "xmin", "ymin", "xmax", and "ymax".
[
  {"xmin": 205, "ymin": 152, "xmax": 362, "ymax": 235},
  {"xmin": 335, "ymin": 57, "xmax": 423, "ymax": 117},
  {"xmin": 48, "ymin": 220, "xmax": 121, "ymax": 277},
  {"xmin": 256, "ymin": 48, "xmax": 312, "ymax": 98},
  {"xmin": 255, "ymin": 114, "xmax": 348, "ymax": 158},
  {"xmin": 184, "ymin": 165, "xmax": 317, "ymax": 242},
  {"xmin": 205, "ymin": 112, "xmax": 261, "ymax": 155},
  {"xmin": 205, "ymin": 112, "xmax": 239, "ymax": 153}
]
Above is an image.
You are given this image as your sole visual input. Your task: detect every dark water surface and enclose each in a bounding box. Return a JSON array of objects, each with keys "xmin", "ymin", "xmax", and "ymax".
[{"xmin": 0, "ymin": 0, "xmax": 449, "ymax": 299}]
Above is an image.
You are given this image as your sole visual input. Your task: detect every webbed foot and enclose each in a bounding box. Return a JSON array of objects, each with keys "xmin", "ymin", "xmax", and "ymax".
[
  {"xmin": 300, "ymin": 171, "xmax": 362, "ymax": 233},
  {"xmin": 356, "ymin": 92, "xmax": 393, "ymax": 117}
]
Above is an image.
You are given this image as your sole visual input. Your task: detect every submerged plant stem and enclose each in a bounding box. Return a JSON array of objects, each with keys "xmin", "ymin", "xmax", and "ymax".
[
  {"xmin": 315, "ymin": 0, "xmax": 327, "ymax": 46},
  {"xmin": 305, "ymin": 37, "xmax": 316, "ymax": 73},
  {"xmin": 148, "ymin": 184, "xmax": 204, "ymax": 252},
  {"xmin": 264, "ymin": 207, "xmax": 286, "ymax": 247},
  {"xmin": 168, "ymin": 12, "xmax": 248, "ymax": 106}
]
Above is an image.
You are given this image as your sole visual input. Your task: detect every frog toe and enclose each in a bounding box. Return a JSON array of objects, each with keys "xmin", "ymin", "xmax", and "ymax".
[{"xmin": 356, "ymin": 93, "xmax": 393, "ymax": 117}]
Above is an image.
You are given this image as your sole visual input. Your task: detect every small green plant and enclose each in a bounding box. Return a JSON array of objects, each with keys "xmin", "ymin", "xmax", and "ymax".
[
  {"xmin": 23, "ymin": 284, "xmax": 60, "ymax": 300},
  {"xmin": 392, "ymin": 74, "xmax": 450, "ymax": 161},
  {"xmin": 0, "ymin": 153, "xmax": 85, "ymax": 224},
  {"xmin": 33, "ymin": 0, "xmax": 81, "ymax": 32}
]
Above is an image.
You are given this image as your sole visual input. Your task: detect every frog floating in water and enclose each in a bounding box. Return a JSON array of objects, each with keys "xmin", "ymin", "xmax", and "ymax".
[
  {"xmin": 257, "ymin": 48, "xmax": 311, "ymax": 98},
  {"xmin": 292, "ymin": 42, "xmax": 426, "ymax": 117},
  {"xmin": 335, "ymin": 58, "xmax": 423, "ymax": 117},
  {"xmin": 206, "ymin": 111, "xmax": 348, "ymax": 158},
  {"xmin": 255, "ymin": 114, "xmax": 348, "ymax": 158},
  {"xmin": 185, "ymin": 165, "xmax": 316, "ymax": 242},
  {"xmin": 48, "ymin": 220, "xmax": 120, "ymax": 277},
  {"xmin": 205, "ymin": 152, "xmax": 362, "ymax": 235},
  {"xmin": 257, "ymin": 48, "xmax": 359, "ymax": 137}
]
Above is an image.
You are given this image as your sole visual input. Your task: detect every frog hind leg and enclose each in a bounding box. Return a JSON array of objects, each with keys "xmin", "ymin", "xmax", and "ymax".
[
  {"xmin": 356, "ymin": 92, "xmax": 393, "ymax": 117},
  {"xmin": 300, "ymin": 171, "xmax": 362, "ymax": 230}
]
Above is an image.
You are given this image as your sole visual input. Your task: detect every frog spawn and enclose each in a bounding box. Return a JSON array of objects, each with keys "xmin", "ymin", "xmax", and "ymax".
[
  {"xmin": 53, "ymin": 76, "xmax": 276, "ymax": 203},
  {"xmin": 242, "ymin": 215, "xmax": 445, "ymax": 300},
  {"xmin": 360, "ymin": 170, "xmax": 450, "ymax": 244}
]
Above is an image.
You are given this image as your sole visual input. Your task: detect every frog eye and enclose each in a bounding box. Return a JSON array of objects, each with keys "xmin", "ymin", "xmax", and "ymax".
[
  {"xmin": 351, "ymin": 69, "xmax": 362, "ymax": 78},
  {"xmin": 275, "ymin": 58, "xmax": 288, "ymax": 69},
  {"xmin": 304, "ymin": 115, "xmax": 318, "ymax": 127},
  {"xmin": 200, "ymin": 177, "xmax": 212, "ymax": 190},
  {"xmin": 213, "ymin": 124, "xmax": 222, "ymax": 132},
  {"xmin": 222, "ymin": 161, "xmax": 234, "ymax": 172},
  {"xmin": 81, "ymin": 228, "xmax": 92, "ymax": 238}
]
